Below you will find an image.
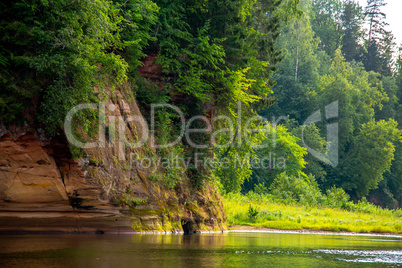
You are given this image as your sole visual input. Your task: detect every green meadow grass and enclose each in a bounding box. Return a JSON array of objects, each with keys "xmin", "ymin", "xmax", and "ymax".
[{"xmin": 223, "ymin": 193, "xmax": 402, "ymax": 233}]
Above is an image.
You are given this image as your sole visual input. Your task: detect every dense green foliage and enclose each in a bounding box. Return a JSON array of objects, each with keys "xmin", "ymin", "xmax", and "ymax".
[
  {"xmin": 260, "ymin": 0, "xmax": 402, "ymax": 208},
  {"xmin": 0, "ymin": 0, "xmax": 135, "ymax": 132},
  {"xmin": 138, "ymin": 0, "xmax": 302, "ymax": 191},
  {"xmin": 1, "ymin": 0, "xmax": 401, "ymax": 213},
  {"xmin": 0, "ymin": 0, "xmax": 298, "ymax": 190}
]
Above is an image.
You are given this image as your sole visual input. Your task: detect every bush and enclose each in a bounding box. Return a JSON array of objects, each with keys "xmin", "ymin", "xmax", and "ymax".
[
  {"xmin": 254, "ymin": 183, "xmax": 268, "ymax": 195},
  {"xmin": 324, "ymin": 186, "xmax": 350, "ymax": 208},
  {"xmin": 248, "ymin": 205, "xmax": 259, "ymax": 220},
  {"xmin": 270, "ymin": 173, "xmax": 325, "ymax": 206}
]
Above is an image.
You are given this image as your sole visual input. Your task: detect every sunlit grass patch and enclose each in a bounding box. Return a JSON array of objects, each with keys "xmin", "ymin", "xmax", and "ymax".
[{"xmin": 224, "ymin": 193, "xmax": 402, "ymax": 234}]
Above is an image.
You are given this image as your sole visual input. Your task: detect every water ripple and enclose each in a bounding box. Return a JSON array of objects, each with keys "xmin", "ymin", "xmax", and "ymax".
[{"xmin": 314, "ymin": 249, "xmax": 402, "ymax": 264}]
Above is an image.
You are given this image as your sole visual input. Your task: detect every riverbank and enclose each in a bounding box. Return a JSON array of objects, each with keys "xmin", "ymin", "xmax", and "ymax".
[
  {"xmin": 228, "ymin": 225, "xmax": 402, "ymax": 237},
  {"xmin": 224, "ymin": 194, "xmax": 402, "ymax": 234}
]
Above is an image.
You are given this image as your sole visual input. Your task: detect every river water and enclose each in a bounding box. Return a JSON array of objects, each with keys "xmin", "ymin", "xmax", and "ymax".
[{"xmin": 0, "ymin": 231, "xmax": 401, "ymax": 267}]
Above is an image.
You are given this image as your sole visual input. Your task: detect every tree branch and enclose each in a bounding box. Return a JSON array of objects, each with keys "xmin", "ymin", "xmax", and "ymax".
[{"xmin": 62, "ymin": 0, "xmax": 78, "ymax": 9}]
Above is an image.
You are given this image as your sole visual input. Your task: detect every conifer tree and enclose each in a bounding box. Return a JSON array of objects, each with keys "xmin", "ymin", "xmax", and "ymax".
[
  {"xmin": 341, "ymin": 0, "xmax": 364, "ymax": 62},
  {"xmin": 363, "ymin": 0, "xmax": 391, "ymax": 74}
]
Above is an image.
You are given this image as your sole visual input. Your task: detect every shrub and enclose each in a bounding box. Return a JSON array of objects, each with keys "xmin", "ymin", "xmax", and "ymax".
[
  {"xmin": 254, "ymin": 183, "xmax": 268, "ymax": 195},
  {"xmin": 270, "ymin": 173, "xmax": 325, "ymax": 206},
  {"xmin": 248, "ymin": 205, "xmax": 259, "ymax": 220},
  {"xmin": 324, "ymin": 186, "xmax": 350, "ymax": 208}
]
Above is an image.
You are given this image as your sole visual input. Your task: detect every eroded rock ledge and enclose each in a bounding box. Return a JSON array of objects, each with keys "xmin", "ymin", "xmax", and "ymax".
[
  {"xmin": 0, "ymin": 88, "xmax": 226, "ymax": 233},
  {"xmin": 0, "ymin": 124, "xmax": 126, "ymax": 233}
]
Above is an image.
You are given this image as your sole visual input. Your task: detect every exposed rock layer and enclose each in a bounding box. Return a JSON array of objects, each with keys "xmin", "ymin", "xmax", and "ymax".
[{"xmin": 0, "ymin": 84, "xmax": 225, "ymax": 233}]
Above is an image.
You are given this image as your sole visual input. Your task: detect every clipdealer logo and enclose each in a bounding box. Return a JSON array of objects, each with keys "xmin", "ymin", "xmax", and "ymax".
[{"xmin": 63, "ymin": 101, "xmax": 340, "ymax": 168}]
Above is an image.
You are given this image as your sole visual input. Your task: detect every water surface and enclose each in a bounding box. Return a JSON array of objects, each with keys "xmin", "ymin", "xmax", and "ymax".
[{"xmin": 0, "ymin": 232, "xmax": 401, "ymax": 267}]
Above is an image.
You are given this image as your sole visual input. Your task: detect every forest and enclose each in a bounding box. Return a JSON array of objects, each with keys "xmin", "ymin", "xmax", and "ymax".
[
  {"xmin": 0, "ymin": 0, "xmax": 401, "ymax": 225},
  {"xmin": 251, "ymin": 0, "xmax": 402, "ymax": 209}
]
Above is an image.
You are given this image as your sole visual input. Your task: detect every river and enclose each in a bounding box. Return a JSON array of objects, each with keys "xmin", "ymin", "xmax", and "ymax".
[{"xmin": 0, "ymin": 231, "xmax": 401, "ymax": 267}]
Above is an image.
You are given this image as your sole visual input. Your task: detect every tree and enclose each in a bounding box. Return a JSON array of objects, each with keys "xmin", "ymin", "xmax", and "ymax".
[
  {"xmin": 375, "ymin": 76, "xmax": 398, "ymax": 121},
  {"xmin": 370, "ymin": 141, "xmax": 402, "ymax": 208},
  {"xmin": 0, "ymin": 0, "xmax": 139, "ymax": 133},
  {"xmin": 363, "ymin": 41, "xmax": 383, "ymax": 73},
  {"xmin": 146, "ymin": 0, "xmax": 297, "ymax": 192},
  {"xmin": 341, "ymin": 0, "xmax": 364, "ymax": 62},
  {"xmin": 397, "ymin": 47, "xmax": 402, "ymax": 126},
  {"xmin": 365, "ymin": 0, "xmax": 387, "ymax": 43},
  {"xmin": 285, "ymin": 120, "xmax": 328, "ymax": 184},
  {"xmin": 378, "ymin": 29, "xmax": 397, "ymax": 76},
  {"xmin": 315, "ymin": 50, "xmax": 389, "ymax": 196},
  {"xmin": 115, "ymin": 0, "xmax": 159, "ymax": 70},
  {"xmin": 242, "ymin": 124, "xmax": 308, "ymax": 192},
  {"xmin": 264, "ymin": 1, "xmax": 320, "ymax": 122},
  {"xmin": 311, "ymin": 0, "xmax": 343, "ymax": 56},
  {"xmin": 342, "ymin": 120, "xmax": 401, "ymax": 198},
  {"xmin": 363, "ymin": 0, "xmax": 392, "ymax": 75}
]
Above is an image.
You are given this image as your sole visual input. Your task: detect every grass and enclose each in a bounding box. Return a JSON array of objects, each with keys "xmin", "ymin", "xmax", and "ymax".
[{"xmin": 223, "ymin": 193, "xmax": 402, "ymax": 234}]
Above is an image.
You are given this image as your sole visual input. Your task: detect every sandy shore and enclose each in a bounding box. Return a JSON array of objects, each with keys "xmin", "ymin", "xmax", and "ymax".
[{"xmin": 228, "ymin": 225, "xmax": 402, "ymax": 237}]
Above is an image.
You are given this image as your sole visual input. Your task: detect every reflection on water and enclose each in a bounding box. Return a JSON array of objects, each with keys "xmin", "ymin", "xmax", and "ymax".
[{"xmin": 0, "ymin": 232, "xmax": 401, "ymax": 267}]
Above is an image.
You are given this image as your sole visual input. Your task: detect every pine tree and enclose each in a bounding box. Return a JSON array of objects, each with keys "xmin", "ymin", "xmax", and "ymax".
[
  {"xmin": 396, "ymin": 46, "xmax": 402, "ymax": 126},
  {"xmin": 341, "ymin": 0, "xmax": 364, "ymax": 62},
  {"xmin": 363, "ymin": 0, "xmax": 392, "ymax": 74},
  {"xmin": 364, "ymin": 40, "xmax": 382, "ymax": 72},
  {"xmin": 379, "ymin": 29, "xmax": 396, "ymax": 75},
  {"xmin": 365, "ymin": 0, "xmax": 388, "ymax": 43}
]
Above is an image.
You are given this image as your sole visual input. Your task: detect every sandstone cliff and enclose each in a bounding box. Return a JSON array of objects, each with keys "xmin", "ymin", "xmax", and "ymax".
[{"xmin": 0, "ymin": 83, "xmax": 225, "ymax": 233}]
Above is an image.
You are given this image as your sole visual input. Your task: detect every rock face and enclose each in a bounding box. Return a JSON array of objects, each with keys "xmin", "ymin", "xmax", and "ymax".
[
  {"xmin": 0, "ymin": 125, "xmax": 67, "ymax": 204},
  {"xmin": 0, "ymin": 85, "xmax": 226, "ymax": 233},
  {"xmin": 0, "ymin": 124, "xmax": 127, "ymax": 233}
]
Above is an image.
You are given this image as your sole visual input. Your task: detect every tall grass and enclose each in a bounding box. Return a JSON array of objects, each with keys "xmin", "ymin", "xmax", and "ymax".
[{"xmin": 224, "ymin": 192, "xmax": 402, "ymax": 233}]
